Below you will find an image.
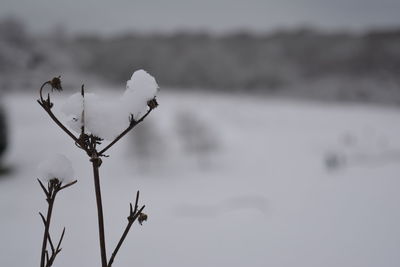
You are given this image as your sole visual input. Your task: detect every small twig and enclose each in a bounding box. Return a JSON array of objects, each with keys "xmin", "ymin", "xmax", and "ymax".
[
  {"xmin": 81, "ymin": 84, "xmax": 85, "ymax": 137},
  {"xmin": 46, "ymin": 228, "xmax": 65, "ymax": 267},
  {"xmin": 45, "ymin": 251, "xmax": 50, "ymax": 266},
  {"xmin": 38, "ymin": 101, "xmax": 83, "ymax": 149},
  {"xmin": 108, "ymin": 191, "xmax": 145, "ymax": 267},
  {"xmin": 39, "ymin": 81, "xmax": 51, "ymax": 103},
  {"xmin": 99, "ymin": 103, "xmax": 156, "ymax": 156},
  {"xmin": 37, "ymin": 79, "xmax": 88, "ymax": 154},
  {"xmin": 40, "ymin": 192, "xmax": 55, "ymax": 267},
  {"xmin": 38, "ymin": 179, "xmax": 49, "ymax": 199},
  {"xmin": 59, "ymin": 180, "xmax": 78, "ymax": 190},
  {"xmin": 39, "ymin": 179, "xmax": 76, "ymax": 267}
]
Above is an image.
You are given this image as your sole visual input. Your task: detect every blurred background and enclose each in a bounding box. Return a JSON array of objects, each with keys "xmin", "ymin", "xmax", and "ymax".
[{"xmin": 1, "ymin": 1, "xmax": 400, "ymax": 267}]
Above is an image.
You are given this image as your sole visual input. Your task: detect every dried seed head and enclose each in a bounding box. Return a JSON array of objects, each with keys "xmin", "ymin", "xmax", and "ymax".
[
  {"xmin": 50, "ymin": 76, "xmax": 62, "ymax": 91},
  {"xmin": 138, "ymin": 213, "xmax": 148, "ymax": 225},
  {"xmin": 49, "ymin": 178, "xmax": 60, "ymax": 183},
  {"xmin": 147, "ymin": 98, "xmax": 158, "ymax": 110},
  {"xmin": 49, "ymin": 178, "xmax": 61, "ymax": 189}
]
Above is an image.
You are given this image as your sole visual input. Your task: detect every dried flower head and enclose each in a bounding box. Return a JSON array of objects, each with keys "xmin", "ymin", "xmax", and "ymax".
[
  {"xmin": 147, "ymin": 98, "xmax": 158, "ymax": 110},
  {"xmin": 50, "ymin": 76, "xmax": 62, "ymax": 91},
  {"xmin": 138, "ymin": 213, "xmax": 148, "ymax": 225}
]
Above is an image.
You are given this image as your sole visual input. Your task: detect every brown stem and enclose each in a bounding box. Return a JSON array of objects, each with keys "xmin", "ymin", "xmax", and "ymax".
[
  {"xmin": 39, "ymin": 81, "xmax": 51, "ymax": 103},
  {"xmin": 108, "ymin": 191, "xmax": 145, "ymax": 267},
  {"xmin": 91, "ymin": 157, "xmax": 108, "ymax": 267},
  {"xmin": 46, "ymin": 228, "xmax": 65, "ymax": 267},
  {"xmin": 38, "ymin": 179, "xmax": 76, "ymax": 267},
  {"xmin": 40, "ymin": 194, "xmax": 56, "ymax": 267},
  {"xmin": 99, "ymin": 107, "xmax": 153, "ymax": 156},
  {"xmin": 37, "ymin": 101, "xmax": 82, "ymax": 148}
]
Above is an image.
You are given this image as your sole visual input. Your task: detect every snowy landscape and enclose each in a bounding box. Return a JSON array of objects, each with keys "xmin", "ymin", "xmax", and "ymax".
[
  {"xmin": 1, "ymin": 1, "xmax": 400, "ymax": 266},
  {"xmin": 1, "ymin": 88, "xmax": 400, "ymax": 267}
]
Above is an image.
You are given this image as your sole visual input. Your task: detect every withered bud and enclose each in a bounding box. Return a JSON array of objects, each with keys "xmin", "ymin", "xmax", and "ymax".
[
  {"xmin": 49, "ymin": 178, "xmax": 61, "ymax": 185},
  {"xmin": 50, "ymin": 76, "xmax": 62, "ymax": 91},
  {"xmin": 138, "ymin": 213, "xmax": 148, "ymax": 225},
  {"xmin": 48, "ymin": 178, "xmax": 62, "ymax": 190},
  {"xmin": 147, "ymin": 98, "xmax": 158, "ymax": 110}
]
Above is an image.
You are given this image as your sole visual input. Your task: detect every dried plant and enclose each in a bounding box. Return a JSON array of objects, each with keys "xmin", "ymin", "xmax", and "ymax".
[
  {"xmin": 37, "ymin": 75, "xmax": 158, "ymax": 267},
  {"xmin": 38, "ymin": 178, "xmax": 77, "ymax": 267}
]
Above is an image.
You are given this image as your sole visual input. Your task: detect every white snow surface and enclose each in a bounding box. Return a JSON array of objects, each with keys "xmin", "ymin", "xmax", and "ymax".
[
  {"xmin": 61, "ymin": 70, "xmax": 158, "ymax": 140},
  {"xmin": 1, "ymin": 91, "xmax": 400, "ymax": 267},
  {"xmin": 38, "ymin": 154, "xmax": 74, "ymax": 182}
]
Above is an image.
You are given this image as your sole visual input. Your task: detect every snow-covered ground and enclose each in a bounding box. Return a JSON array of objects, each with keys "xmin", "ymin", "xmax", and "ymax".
[{"xmin": 1, "ymin": 90, "xmax": 400, "ymax": 267}]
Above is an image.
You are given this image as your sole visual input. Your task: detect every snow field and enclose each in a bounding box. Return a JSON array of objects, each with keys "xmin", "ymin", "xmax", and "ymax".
[{"xmin": 1, "ymin": 90, "xmax": 400, "ymax": 267}]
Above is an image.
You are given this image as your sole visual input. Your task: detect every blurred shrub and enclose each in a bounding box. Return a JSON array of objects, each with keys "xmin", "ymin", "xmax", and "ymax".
[
  {"xmin": 129, "ymin": 119, "xmax": 167, "ymax": 170},
  {"xmin": 175, "ymin": 110, "xmax": 219, "ymax": 165}
]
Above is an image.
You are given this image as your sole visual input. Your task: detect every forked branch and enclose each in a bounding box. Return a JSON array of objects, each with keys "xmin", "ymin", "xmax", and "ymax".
[
  {"xmin": 38, "ymin": 77, "xmax": 158, "ymax": 158},
  {"xmin": 108, "ymin": 191, "xmax": 146, "ymax": 267},
  {"xmin": 38, "ymin": 179, "xmax": 77, "ymax": 267},
  {"xmin": 37, "ymin": 79, "xmax": 85, "ymax": 152}
]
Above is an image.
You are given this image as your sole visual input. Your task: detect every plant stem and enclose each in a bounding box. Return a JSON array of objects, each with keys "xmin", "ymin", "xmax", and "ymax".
[
  {"xmin": 98, "ymin": 107, "xmax": 153, "ymax": 156},
  {"xmin": 92, "ymin": 158, "xmax": 108, "ymax": 267},
  {"xmin": 40, "ymin": 196, "xmax": 55, "ymax": 267},
  {"xmin": 108, "ymin": 205, "xmax": 145, "ymax": 267}
]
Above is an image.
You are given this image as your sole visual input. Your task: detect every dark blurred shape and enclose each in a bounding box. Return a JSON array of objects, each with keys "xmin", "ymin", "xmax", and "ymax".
[
  {"xmin": 324, "ymin": 151, "xmax": 346, "ymax": 171},
  {"xmin": 0, "ymin": 103, "xmax": 7, "ymax": 162},
  {"xmin": 175, "ymin": 110, "xmax": 219, "ymax": 166},
  {"xmin": 130, "ymin": 119, "xmax": 166, "ymax": 169}
]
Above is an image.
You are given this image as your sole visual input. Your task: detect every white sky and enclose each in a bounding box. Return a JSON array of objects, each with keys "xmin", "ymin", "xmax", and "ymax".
[{"xmin": 1, "ymin": 0, "xmax": 400, "ymax": 35}]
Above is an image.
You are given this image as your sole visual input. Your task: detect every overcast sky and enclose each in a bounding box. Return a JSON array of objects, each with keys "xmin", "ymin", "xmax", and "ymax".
[{"xmin": 1, "ymin": 0, "xmax": 400, "ymax": 35}]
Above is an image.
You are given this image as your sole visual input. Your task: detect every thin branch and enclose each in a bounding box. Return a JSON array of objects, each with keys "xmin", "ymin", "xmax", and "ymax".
[
  {"xmin": 37, "ymin": 101, "xmax": 82, "ymax": 148},
  {"xmin": 39, "ymin": 81, "xmax": 51, "ymax": 103},
  {"xmin": 59, "ymin": 180, "xmax": 78, "ymax": 191},
  {"xmin": 134, "ymin": 191, "xmax": 139, "ymax": 213},
  {"xmin": 39, "ymin": 178, "xmax": 76, "ymax": 267},
  {"xmin": 45, "ymin": 251, "xmax": 50, "ymax": 266},
  {"xmin": 37, "ymin": 78, "xmax": 88, "ymax": 153},
  {"xmin": 108, "ymin": 205, "xmax": 145, "ymax": 267},
  {"xmin": 39, "ymin": 212, "xmax": 46, "ymax": 225},
  {"xmin": 37, "ymin": 179, "xmax": 49, "ymax": 198},
  {"xmin": 40, "ymin": 196, "xmax": 55, "ymax": 267},
  {"xmin": 47, "ymin": 232, "xmax": 56, "ymax": 256},
  {"xmin": 39, "ymin": 212, "xmax": 56, "ymax": 252},
  {"xmin": 108, "ymin": 192, "xmax": 145, "ymax": 267},
  {"xmin": 81, "ymin": 84, "xmax": 85, "ymax": 136},
  {"xmin": 99, "ymin": 107, "xmax": 154, "ymax": 156},
  {"xmin": 46, "ymin": 228, "xmax": 65, "ymax": 267},
  {"xmin": 56, "ymin": 228, "xmax": 66, "ymax": 253}
]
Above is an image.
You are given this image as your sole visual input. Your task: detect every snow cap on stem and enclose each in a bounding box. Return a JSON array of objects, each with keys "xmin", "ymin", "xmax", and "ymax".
[
  {"xmin": 38, "ymin": 154, "xmax": 74, "ymax": 183},
  {"xmin": 123, "ymin": 69, "xmax": 159, "ymax": 120},
  {"xmin": 61, "ymin": 69, "xmax": 159, "ymax": 140}
]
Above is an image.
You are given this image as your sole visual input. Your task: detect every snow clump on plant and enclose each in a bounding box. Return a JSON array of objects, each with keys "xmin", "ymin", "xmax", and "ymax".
[
  {"xmin": 61, "ymin": 69, "xmax": 159, "ymax": 140},
  {"xmin": 38, "ymin": 154, "xmax": 74, "ymax": 182}
]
